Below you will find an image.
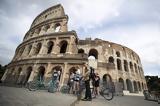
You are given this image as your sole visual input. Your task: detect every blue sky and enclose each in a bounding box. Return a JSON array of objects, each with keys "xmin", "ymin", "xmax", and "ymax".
[{"xmin": 0, "ymin": 0, "xmax": 160, "ymax": 77}]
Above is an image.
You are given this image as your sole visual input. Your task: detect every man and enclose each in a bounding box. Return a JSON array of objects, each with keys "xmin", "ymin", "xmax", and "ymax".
[{"xmin": 82, "ymin": 64, "xmax": 92, "ymax": 101}]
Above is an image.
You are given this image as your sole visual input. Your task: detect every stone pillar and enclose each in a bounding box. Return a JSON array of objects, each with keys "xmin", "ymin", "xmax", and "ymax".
[
  {"xmin": 124, "ymin": 79, "xmax": 127, "ymax": 90},
  {"xmin": 61, "ymin": 63, "xmax": 68, "ymax": 86},
  {"xmin": 47, "ymin": 23, "xmax": 54, "ymax": 33},
  {"xmin": 39, "ymin": 40, "xmax": 47, "ymax": 55},
  {"xmin": 28, "ymin": 65, "xmax": 37, "ymax": 82},
  {"xmin": 60, "ymin": 19, "xmax": 68, "ymax": 32},
  {"xmin": 52, "ymin": 38, "xmax": 60, "ymax": 54},
  {"xmin": 29, "ymin": 43, "xmax": 36, "ymax": 56},
  {"xmin": 44, "ymin": 63, "xmax": 52, "ymax": 83},
  {"xmin": 39, "ymin": 26, "xmax": 45, "ymax": 35}
]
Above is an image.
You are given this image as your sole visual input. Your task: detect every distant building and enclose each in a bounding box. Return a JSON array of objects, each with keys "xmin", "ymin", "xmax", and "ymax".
[{"xmin": 1, "ymin": 4, "xmax": 147, "ymax": 93}]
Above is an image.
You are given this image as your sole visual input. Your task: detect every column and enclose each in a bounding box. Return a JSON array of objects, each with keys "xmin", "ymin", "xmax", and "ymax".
[{"xmin": 52, "ymin": 37, "xmax": 60, "ymax": 54}]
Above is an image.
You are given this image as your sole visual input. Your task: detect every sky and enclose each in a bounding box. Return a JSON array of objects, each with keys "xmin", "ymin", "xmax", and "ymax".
[{"xmin": 0, "ymin": 0, "xmax": 160, "ymax": 77}]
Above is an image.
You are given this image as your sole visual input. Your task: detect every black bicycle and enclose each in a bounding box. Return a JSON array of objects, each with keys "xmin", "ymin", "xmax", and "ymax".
[{"xmin": 99, "ymin": 86, "xmax": 114, "ymax": 100}]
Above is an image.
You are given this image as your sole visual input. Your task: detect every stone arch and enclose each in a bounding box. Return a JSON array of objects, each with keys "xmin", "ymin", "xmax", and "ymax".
[
  {"xmin": 18, "ymin": 47, "xmax": 25, "ymax": 58},
  {"xmin": 78, "ymin": 49, "xmax": 85, "ymax": 54},
  {"xmin": 119, "ymin": 78, "xmax": 124, "ymax": 90},
  {"xmin": 37, "ymin": 66, "xmax": 45, "ymax": 81},
  {"xmin": 102, "ymin": 74, "xmax": 112, "ymax": 88},
  {"xmin": 117, "ymin": 59, "xmax": 122, "ymax": 70},
  {"xmin": 60, "ymin": 40, "xmax": 68, "ymax": 53},
  {"xmin": 45, "ymin": 25, "xmax": 50, "ymax": 32},
  {"xmin": 108, "ymin": 56, "xmax": 114, "ymax": 63},
  {"xmin": 116, "ymin": 51, "xmax": 121, "ymax": 57},
  {"xmin": 142, "ymin": 82, "xmax": 144, "ymax": 90},
  {"xmin": 138, "ymin": 81, "xmax": 141, "ymax": 91},
  {"xmin": 24, "ymin": 66, "xmax": 32, "ymax": 84},
  {"xmin": 16, "ymin": 67, "xmax": 22, "ymax": 83},
  {"xmin": 88, "ymin": 49, "xmax": 98, "ymax": 59},
  {"xmin": 126, "ymin": 79, "xmax": 133, "ymax": 93},
  {"xmin": 47, "ymin": 41, "xmax": 54, "ymax": 54},
  {"xmin": 129, "ymin": 62, "xmax": 133, "ymax": 72},
  {"xmin": 133, "ymin": 80, "xmax": 138, "ymax": 92},
  {"xmin": 36, "ymin": 28, "xmax": 41, "ymax": 35},
  {"xmin": 134, "ymin": 63, "xmax": 138, "ymax": 73},
  {"xmin": 27, "ymin": 45, "xmax": 32, "ymax": 55},
  {"xmin": 124, "ymin": 60, "xmax": 129, "ymax": 72},
  {"xmin": 55, "ymin": 23, "xmax": 61, "ymax": 32},
  {"xmin": 51, "ymin": 66, "xmax": 62, "ymax": 81},
  {"xmin": 35, "ymin": 43, "xmax": 42, "ymax": 55}
]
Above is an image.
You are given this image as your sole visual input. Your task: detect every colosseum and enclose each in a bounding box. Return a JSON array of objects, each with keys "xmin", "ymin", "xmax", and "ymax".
[{"xmin": 1, "ymin": 4, "xmax": 147, "ymax": 93}]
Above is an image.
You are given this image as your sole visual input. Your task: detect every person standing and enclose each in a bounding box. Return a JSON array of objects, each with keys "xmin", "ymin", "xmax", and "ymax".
[{"xmin": 82, "ymin": 64, "xmax": 92, "ymax": 101}]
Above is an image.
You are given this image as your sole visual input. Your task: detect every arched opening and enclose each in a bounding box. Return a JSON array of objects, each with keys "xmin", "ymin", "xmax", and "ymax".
[
  {"xmin": 37, "ymin": 66, "xmax": 45, "ymax": 81},
  {"xmin": 78, "ymin": 49, "xmax": 85, "ymax": 54},
  {"xmin": 68, "ymin": 67, "xmax": 77, "ymax": 83},
  {"xmin": 55, "ymin": 23, "xmax": 61, "ymax": 32},
  {"xmin": 124, "ymin": 60, "xmax": 129, "ymax": 72},
  {"xmin": 119, "ymin": 78, "xmax": 124, "ymax": 90},
  {"xmin": 89, "ymin": 49, "xmax": 98, "ymax": 59},
  {"xmin": 102, "ymin": 74, "xmax": 112, "ymax": 88},
  {"xmin": 24, "ymin": 66, "xmax": 32, "ymax": 84},
  {"xmin": 47, "ymin": 41, "xmax": 54, "ymax": 54},
  {"xmin": 35, "ymin": 43, "xmax": 42, "ymax": 55},
  {"xmin": 116, "ymin": 51, "xmax": 121, "ymax": 57},
  {"xmin": 51, "ymin": 66, "xmax": 62, "ymax": 81},
  {"xmin": 16, "ymin": 67, "xmax": 22, "ymax": 83},
  {"xmin": 18, "ymin": 47, "xmax": 25, "ymax": 57},
  {"xmin": 126, "ymin": 79, "xmax": 133, "ymax": 93},
  {"xmin": 117, "ymin": 59, "xmax": 122, "ymax": 70},
  {"xmin": 133, "ymin": 81, "xmax": 138, "ymax": 92},
  {"xmin": 60, "ymin": 40, "xmax": 68, "ymax": 53},
  {"xmin": 134, "ymin": 63, "xmax": 138, "ymax": 73},
  {"xmin": 129, "ymin": 62, "xmax": 133, "ymax": 72},
  {"xmin": 108, "ymin": 56, "xmax": 114, "ymax": 64},
  {"xmin": 142, "ymin": 83, "xmax": 144, "ymax": 90},
  {"xmin": 138, "ymin": 81, "xmax": 141, "ymax": 91},
  {"xmin": 27, "ymin": 45, "xmax": 32, "ymax": 55},
  {"xmin": 45, "ymin": 25, "xmax": 50, "ymax": 32},
  {"xmin": 36, "ymin": 28, "xmax": 41, "ymax": 34}
]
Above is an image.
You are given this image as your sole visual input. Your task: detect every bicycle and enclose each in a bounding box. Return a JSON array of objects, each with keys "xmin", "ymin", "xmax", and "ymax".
[
  {"xmin": 28, "ymin": 80, "xmax": 47, "ymax": 91},
  {"xmin": 60, "ymin": 84, "xmax": 70, "ymax": 94},
  {"xmin": 99, "ymin": 86, "xmax": 114, "ymax": 100},
  {"xmin": 91, "ymin": 82, "xmax": 114, "ymax": 101}
]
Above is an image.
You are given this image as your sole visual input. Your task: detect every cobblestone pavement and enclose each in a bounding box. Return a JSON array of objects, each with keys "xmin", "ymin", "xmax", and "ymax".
[{"xmin": 0, "ymin": 86, "xmax": 158, "ymax": 106}]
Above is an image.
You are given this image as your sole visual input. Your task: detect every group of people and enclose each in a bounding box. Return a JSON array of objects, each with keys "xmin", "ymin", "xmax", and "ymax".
[{"xmin": 68, "ymin": 64, "xmax": 100, "ymax": 101}]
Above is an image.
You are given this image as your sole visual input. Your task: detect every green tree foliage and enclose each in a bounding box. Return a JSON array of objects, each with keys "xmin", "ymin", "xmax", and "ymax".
[
  {"xmin": 0, "ymin": 64, "xmax": 6, "ymax": 80},
  {"xmin": 145, "ymin": 76, "xmax": 160, "ymax": 91}
]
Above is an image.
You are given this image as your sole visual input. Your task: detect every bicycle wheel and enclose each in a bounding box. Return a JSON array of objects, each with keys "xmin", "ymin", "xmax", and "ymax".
[
  {"xmin": 28, "ymin": 81, "xmax": 38, "ymax": 91},
  {"xmin": 102, "ymin": 88, "xmax": 113, "ymax": 100},
  {"xmin": 60, "ymin": 85, "xmax": 69, "ymax": 94}
]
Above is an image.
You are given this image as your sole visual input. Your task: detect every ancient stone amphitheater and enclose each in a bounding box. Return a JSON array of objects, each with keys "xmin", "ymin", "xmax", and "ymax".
[{"xmin": 1, "ymin": 4, "xmax": 147, "ymax": 93}]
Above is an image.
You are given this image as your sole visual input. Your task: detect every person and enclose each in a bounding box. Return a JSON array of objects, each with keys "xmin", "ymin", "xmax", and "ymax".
[
  {"xmin": 94, "ymin": 73, "xmax": 100, "ymax": 96},
  {"xmin": 48, "ymin": 70, "xmax": 60, "ymax": 92},
  {"xmin": 82, "ymin": 64, "xmax": 92, "ymax": 101},
  {"xmin": 68, "ymin": 72, "xmax": 75, "ymax": 94},
  {"xmin": 73, "ymin": 68, "xmax": 81, "ymax": 94}
]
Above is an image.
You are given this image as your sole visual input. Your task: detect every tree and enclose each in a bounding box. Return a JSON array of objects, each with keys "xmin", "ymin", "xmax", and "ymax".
[{"xmin": 145, "ymin": 76, "xmax": 160, "ymax": 91}]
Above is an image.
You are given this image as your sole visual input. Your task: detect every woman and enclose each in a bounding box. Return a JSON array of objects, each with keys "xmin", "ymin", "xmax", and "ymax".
[{"xmin": 94, "ymin": 73, "xmax": 100, "ymax": 96}]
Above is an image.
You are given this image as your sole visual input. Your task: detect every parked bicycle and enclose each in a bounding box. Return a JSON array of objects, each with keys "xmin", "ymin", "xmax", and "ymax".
[
  {"xmin": 28, "ymin": 80, "xmax": 47, "ymax": 91},
  {"xmin": 99, "ymin": 86, "xmax": 114, "ymax": 100},
  {"xmin": 28, "ymin": 79, "xmax": 58, "ymax": 93}
]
